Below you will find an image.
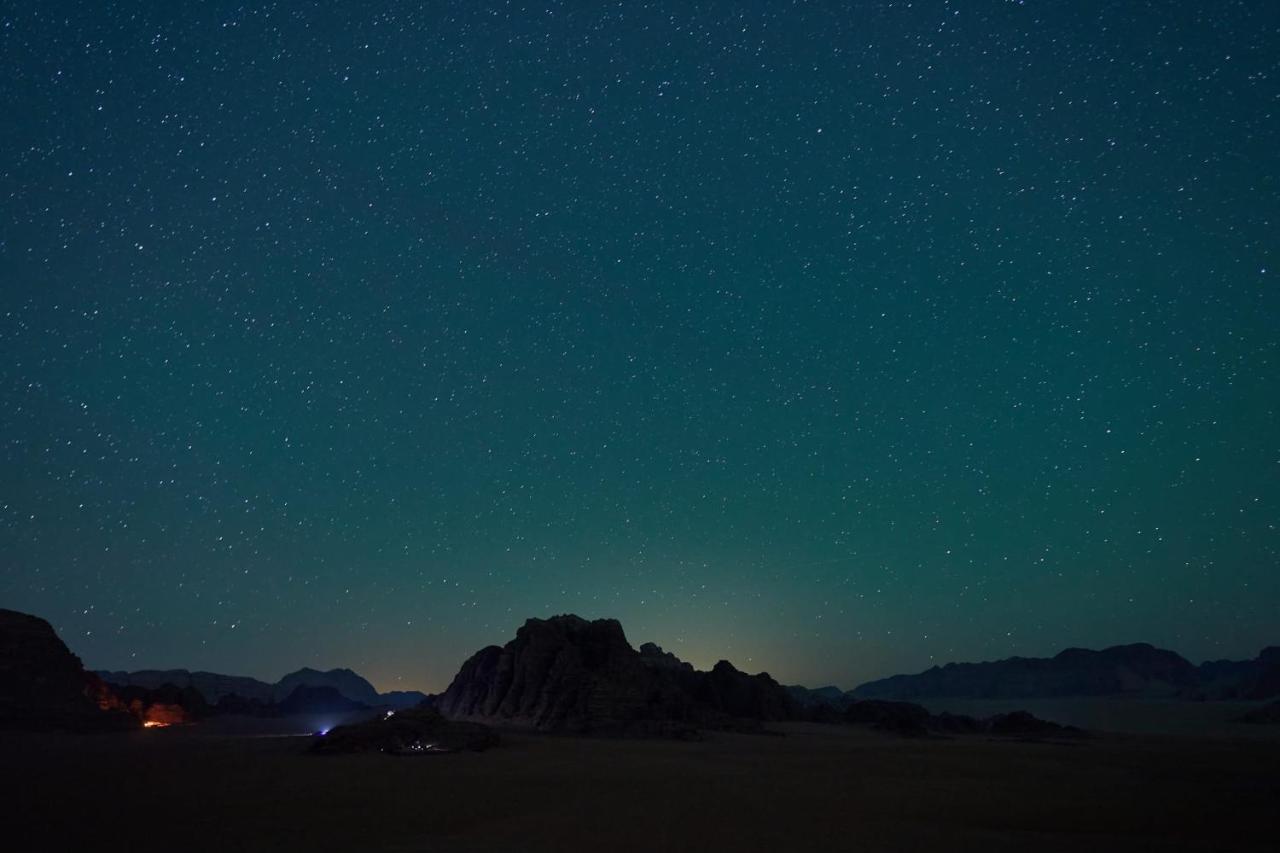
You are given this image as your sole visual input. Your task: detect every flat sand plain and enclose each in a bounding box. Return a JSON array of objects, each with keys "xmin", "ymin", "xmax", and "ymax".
[{"xmin": 3, "ymin": 722, "xmax": 1277, "ymax": 852}]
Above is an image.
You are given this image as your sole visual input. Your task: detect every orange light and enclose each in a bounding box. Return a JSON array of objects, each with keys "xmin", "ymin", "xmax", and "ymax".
[{"xmin": 142, "ymin": 720, "xmax": 169, "ymax": 728}]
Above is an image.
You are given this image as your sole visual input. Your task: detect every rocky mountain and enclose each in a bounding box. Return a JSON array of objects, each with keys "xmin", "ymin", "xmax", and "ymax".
[
  {"xmin": 637, "ymin": 642, "xmax": 694, "ymax": 672},
  {"xmin": 677, "ymin": 660, "xmax": 797, "ymax": 721},
  {"xmin": 1, "ymin": 608, "xmax": 135, "ymax": 731},
  {"xmin": 435, "ymin": 614, "xmax": 798, "ymax": 735},
  {"xmin": 436, "ymin": 615, "xmax": 700, "ymax": 733},
  {"xmin": 852, "ymin": 643, "xmax": 1201, "ymax": 700}
]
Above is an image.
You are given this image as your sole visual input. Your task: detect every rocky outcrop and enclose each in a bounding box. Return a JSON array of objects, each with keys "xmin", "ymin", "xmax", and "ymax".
[
  {"xmin": 435, "ymin": 615, "xmax": 797, "ymax": 735},
  {"xmin": 312, "ymin": 706, "xmax": 498, "ymax": 755},
  {"xmin": 679, "ymin": 660, "xmax": 796, "ymax": 721},
  {"xmin": 0, "ymin": 608, "xmax": 136, "ymax": 731},
  {"xmin": 437, "ymin": 616, "xmax": 701, "ymax": 733},
  {"xmin": 853, "ymin": 643, "xmax": 1200, "ymax": 700},
  {"xmin": 638, "ymin": 642, "xmax": 694, "ymax": 672}
]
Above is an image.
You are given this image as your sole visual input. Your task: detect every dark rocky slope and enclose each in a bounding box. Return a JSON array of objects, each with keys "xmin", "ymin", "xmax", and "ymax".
[{"xmin": 0, "ymin": 608, "xmax": 135, "ymax": 731}]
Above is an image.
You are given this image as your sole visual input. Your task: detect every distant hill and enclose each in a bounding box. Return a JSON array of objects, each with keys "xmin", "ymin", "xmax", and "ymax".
[
  {"xmin": 274, "ymin": 668, "xmax": 380, "ymax": 705},
  {"xmin": 785, "ymin": 684, "xmax": 853, "ymax": 709},
  {"xmin": 377, "ymin": 690, "xmax": 432, "ymax": 709},
  {"xmin": 1191, "ymin": 647, "xmax": 1280, "ymax": 700},
  {"xmin": 849, "ymin": 644, "xmax": 1280, "ymax": 702},
  {"xmin": 95, "ymin": 669, "xmax": 275, "ymax": 703},
  {"xmin": 97, "ymin": 666, "xmax": 428, "ymax": 709},
  {"xmin": 277, "ymin": 684, "xmax": 368, "ymax": 716}
]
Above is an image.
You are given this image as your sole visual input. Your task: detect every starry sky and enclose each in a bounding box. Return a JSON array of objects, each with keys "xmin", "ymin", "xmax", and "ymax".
[{"xmin": 2, "ymin": 1, "xmax": 1277, "ymax": 694}]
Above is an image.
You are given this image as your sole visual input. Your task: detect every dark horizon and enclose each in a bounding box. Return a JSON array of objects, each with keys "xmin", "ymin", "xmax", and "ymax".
[
  {"xmin": 3, "ymin": 2, "xmax": 1277, "ymax": 699},
  {"xmin": 66, "ymin": 609, "xmax": 1280, "ymax": 697}
]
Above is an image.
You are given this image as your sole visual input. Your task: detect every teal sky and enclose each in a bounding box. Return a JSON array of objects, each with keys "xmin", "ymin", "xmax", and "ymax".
[{"xmin": 2, "ymin": 1, "xmax": 1277, "ymax": 693}]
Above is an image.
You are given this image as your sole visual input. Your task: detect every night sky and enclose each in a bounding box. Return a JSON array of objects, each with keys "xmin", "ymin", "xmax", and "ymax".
[{"xmin": 2, "ymin": 2, "xmax": 1277, "ymax": 694}]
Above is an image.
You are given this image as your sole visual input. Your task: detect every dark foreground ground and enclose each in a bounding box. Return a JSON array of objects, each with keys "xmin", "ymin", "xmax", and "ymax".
[{"xmin": 3, "ymin": 722, "xmax": 1278, "ymax": 852}]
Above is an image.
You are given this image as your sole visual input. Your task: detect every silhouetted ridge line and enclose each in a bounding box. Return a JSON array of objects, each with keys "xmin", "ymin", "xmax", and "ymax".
[
  {"xmin": 851, "ymin": 643, "xmax": 1280, "ymax": 701},
  {"xmin": 434, "ymin": 614, "xmax": 799, "ymax": 735}
]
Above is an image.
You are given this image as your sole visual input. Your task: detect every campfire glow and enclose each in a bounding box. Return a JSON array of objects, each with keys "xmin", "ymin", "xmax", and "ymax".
[{"xmin": 140, "ymin": 703, "xmax": 187, "ymax": 728}]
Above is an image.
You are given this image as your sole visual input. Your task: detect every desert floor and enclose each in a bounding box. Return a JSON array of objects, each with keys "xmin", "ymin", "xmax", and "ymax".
[{"xmin": 3, "ymin": 721, "xmax": 1277, "ymax": 852}]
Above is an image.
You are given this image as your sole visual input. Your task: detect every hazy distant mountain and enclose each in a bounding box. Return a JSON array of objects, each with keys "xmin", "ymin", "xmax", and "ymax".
[
  {"xmin": 436, "ymin": 614, "xmax": 799, "ymax": 734},
  {"xmin": 274, "ymin": 668, "xmax": 380, "ymax": 705},
  {"xmin": 95, "ymin": 669, "xmax": 275, "ymax": 703},
  {"xmin": 785, "ymin": 684, "xmax": 853, "ymax": 709},
  {"xmin": 850, "ymin": 643, "xmax": 1261, "ymax": 701},
  {"xmin": 98, "ymin": 666, "xmax": 429, "ymax": 708},
  {"xmin": 378, "ymin": 690, "xmax": 431, "ymax": 709},
  {"xmin": 276, "ymin": 685, "xmax": 368, "ymax": 716},
  {"xmin": 1191, "ymin": 647, "xmax": 1280, "ymax": 700}
]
